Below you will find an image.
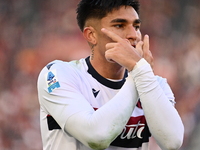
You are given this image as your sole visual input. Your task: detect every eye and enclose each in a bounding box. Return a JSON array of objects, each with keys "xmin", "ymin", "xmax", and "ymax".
[
  {"xmin": 134, "ymin": 25, "xmax": 140, "ymax": 31},
  {"xmin": 114, "ymin": 24, "xmax": 124, "ymax": 29}
]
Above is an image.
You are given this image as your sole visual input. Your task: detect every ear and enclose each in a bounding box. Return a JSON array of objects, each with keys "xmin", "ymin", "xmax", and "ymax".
[{"xmin": 83, "ymin": 27, "xmax": 97, "ymax": 45}]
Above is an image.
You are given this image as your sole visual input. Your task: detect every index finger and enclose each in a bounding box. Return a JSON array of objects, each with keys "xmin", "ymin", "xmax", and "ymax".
[{"xmin": 101, "ymin": 28, "xmax": 123, "ymax": 42}]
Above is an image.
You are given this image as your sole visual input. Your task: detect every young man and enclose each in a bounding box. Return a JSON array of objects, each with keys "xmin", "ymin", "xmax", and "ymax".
[{"xmin": 37, "ymin": 0, "xmax": 184, "ymax": 149}]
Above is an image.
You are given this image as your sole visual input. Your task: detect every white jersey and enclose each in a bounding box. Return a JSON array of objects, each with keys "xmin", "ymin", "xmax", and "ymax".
[{"xmin": 37, "ymin": 57, "xmax": 175, "ymax": 150}]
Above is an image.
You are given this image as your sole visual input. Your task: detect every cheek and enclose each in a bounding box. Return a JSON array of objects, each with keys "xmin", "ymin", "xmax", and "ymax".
[
  {"xmin": 101, "ymin": 32, "xmax": 115, "ymax": 43},
  {"xmin": 137, "ymin": 31, "xmax": 142, "ymax": 40},
  {"xmin": 96, "ymin": 33, "xmax": 110, "ymax": 49},
  {"xmin": 109, "ymin": 30, "xmax": 126, "ymax": 41}
]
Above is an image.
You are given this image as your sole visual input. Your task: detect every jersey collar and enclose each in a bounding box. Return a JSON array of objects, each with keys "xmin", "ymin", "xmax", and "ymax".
[{"xmin": 85, "ymin": 57, "xmax": 128, "ymax": 89}]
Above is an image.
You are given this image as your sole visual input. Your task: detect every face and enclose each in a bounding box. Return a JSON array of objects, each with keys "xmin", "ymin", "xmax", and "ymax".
[{"xmin": 94, "ymin": 6, "xmax": 142, "ymax": 54}]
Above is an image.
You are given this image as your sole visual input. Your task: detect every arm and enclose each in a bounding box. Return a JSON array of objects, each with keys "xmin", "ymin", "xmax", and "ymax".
[
  {"xmin": 101, "ymin": 28, "xmax": 184, "ymax": 150},
  {"xmin": 65, "ymin": 75, "xmax": 138, "ymax": 149},
  {"xmin": 38, "ymin": 63, "xmax": 139, "ymax": 150},
  {"xmin": 130, "ymin": 59, "xmax": 184, "ymax": 150}
]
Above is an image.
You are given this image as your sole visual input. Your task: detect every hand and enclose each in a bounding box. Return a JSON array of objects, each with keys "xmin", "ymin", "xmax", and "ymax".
[
  {"xmin": 101, "ymin": 28, "xmax": 142, "ymax": 71},
  {"xmin": 136, "ymin": 35, "xmax": 154, "ymax": 69}
]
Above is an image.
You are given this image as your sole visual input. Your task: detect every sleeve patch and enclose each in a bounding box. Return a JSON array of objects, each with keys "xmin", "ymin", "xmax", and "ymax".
[{"xmin": 45, "ymin": 70, "xmax": 61, "ymax": 93}]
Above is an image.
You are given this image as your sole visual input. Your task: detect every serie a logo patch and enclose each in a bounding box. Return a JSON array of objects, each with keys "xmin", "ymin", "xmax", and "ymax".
[{"xmin": 45, "ymin": 70, "xmax": 60, "ymax": 93}]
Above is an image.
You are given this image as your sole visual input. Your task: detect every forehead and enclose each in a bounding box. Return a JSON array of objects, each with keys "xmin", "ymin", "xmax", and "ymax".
[{"xmin": 102, "ymin": 6, "xmax": 139, "ymax": 23}]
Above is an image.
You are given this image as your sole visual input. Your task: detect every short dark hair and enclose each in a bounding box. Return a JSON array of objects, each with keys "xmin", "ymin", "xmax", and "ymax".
[{"xmin": 76, "ymin": 0, "xmax": 140, "ymax": 31}]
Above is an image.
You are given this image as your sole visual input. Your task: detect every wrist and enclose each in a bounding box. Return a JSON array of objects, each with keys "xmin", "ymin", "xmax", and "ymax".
[{"xmin": 129, "ymin": 58, "xmax": 147, "ymax": 72}]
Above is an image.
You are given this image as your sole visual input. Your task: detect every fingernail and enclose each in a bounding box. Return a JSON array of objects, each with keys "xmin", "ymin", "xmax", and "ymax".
[{"xmin": 145, "ymin": 34, "xmax": 149, "ymax": 38}]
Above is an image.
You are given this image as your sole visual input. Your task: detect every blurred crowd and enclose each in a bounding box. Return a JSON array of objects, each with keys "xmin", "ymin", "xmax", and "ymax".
[{"xmin": 0, "ymin": 0, "xmax": 200, "ymax": 149}]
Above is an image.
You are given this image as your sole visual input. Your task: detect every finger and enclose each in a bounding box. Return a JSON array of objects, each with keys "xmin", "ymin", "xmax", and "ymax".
[
  {"xmin": 142, "ymin": 35, "xmax": 154, "ymax": 69},
  {"xmin": 105, "ymin": 49, "xmax": 116, "ymax": 63},
  {"xmin": 124, "ymin": 39, "xmax": 131, "ymax": 45},
  {"xmin": 148, "ymin": 50, "xmax": 153, "ymax": 57},
  {"xmin": 105, "ymin": 43, "xmax": 117, "ymax": 50},
  {"xmin": 143, "ymin": 34, "xmax": 152, "ymax": 59},
  {"xmin": 101, "ymin": 28, "xmax": 123, "ymax": 42},
  {"xmin": 136, "ymin": 41, "xmax": 143, "ymax": 56},
  {"xmin": 143, "ymin": 34, "xmax": 149, "ymax": 53}
]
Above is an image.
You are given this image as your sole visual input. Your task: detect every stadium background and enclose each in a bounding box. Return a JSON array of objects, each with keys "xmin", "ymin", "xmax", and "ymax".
[{"xmin": 0, "ymin": 0, "xmax": 200, "ymax": 149}]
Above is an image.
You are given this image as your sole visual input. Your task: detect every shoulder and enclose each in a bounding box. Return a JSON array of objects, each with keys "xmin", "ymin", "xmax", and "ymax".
[
  {"xmin": 38, "ymin": 60, "xmax": 69, "ymax": 82},
  {"xmin": 45, "ymin": 60, "xmax": 75, "ymax": 71},
  {"xmin": 37, "ymin": 59, "xmax": 86, "ymax": 90},
  {"xmin": 39, "ymin": 59, "xmax": 85, "ymax": 78}
]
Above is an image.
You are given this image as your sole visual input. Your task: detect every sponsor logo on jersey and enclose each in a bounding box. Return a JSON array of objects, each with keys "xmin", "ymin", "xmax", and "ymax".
[
  {"xmin": 93, "ymin": 107, "xmax": 150, "ymax": 148},
  {"xmin": 45, "ymin": 70, "xmax": 60, "ymax": 93},
  {"xmin": 111, "ymin": 115, "xmax": 150, "ymax": 148},
  {"xmin": 121, "ymin": 120, "xmax": 145, "ymax": 139}
]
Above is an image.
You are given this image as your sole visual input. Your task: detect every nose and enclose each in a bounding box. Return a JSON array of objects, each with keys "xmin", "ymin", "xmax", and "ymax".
[{"xmin": 126, "ymin": 26, "xmax": 141, "ymax": 43}]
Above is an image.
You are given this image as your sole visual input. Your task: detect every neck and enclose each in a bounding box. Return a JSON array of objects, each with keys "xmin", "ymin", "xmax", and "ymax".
[{"xmin": 90, "ymin": 56, "xmax": 126, "ymax": 80}]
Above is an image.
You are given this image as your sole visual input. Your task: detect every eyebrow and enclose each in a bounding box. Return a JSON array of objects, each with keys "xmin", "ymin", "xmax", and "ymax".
[
  {"xmin": 110, "ymin": 18, "xmax": 141, "ymax": 24},
  {"xmin": 134, "ymin": 19, "xmax": 142, "ymax": 24}
]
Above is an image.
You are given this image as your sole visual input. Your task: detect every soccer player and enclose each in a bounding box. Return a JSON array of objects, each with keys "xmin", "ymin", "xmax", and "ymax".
[{"xmin": 37, "ymin": 0, "xmax": 184, "ymax": 150}]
